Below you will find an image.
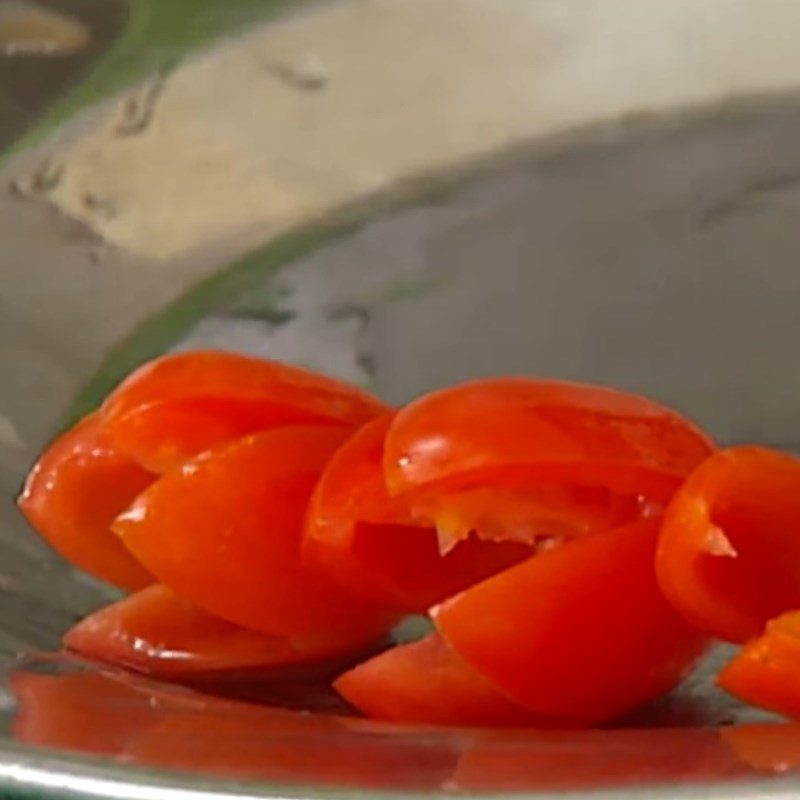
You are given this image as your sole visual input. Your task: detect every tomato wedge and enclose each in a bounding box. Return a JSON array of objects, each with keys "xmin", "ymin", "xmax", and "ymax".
[
  {"xmin": 114, "ymin": 426, "xmax": 397, "ymax": 638},
  {"xmin": 384, "ymin": 379, "xmax": 715, "ymax": 537},
  {"xmin": 17, "ymin": 412, "xmax": 153, "ymax": 591},
  {"xmin": 101, "ymin": 351, "xmax": 389, "ymax": 472},
  {"xmin": 717, "ymin": 611, "xmax": 800, "ymax": 720},
  {"xmin": 657, "ymin": 447, "xmax": 800, "ymax": 643},
  {"xmin": 304, "ymin": 416, "xmax": 530, "ymax": 612},
  {"xmin": 433, "ymin": 518, "xmax": 707, "ymax": 726},
  {"xmin": 334, "ymin": 632, "xmax": 543, "ymax": 727},
  {"xmin": 64, "ymin": 584, "xmax": 386, "ymax": 679}
]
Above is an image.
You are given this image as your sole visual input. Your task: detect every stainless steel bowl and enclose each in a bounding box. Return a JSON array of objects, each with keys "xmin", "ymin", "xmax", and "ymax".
[{"xmin": 4, "ymin": 1, "xmax": 800, "ymax": 798}]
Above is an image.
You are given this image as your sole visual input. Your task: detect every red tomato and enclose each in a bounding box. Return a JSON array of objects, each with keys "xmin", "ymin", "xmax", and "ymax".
[
  {"xmin": 17, "ymin": 412, "xmax": 153, "ymax": 591},
  {"xmin": 384, "ymin": 379, "xmax": 715, "ymax": 533},
  {"xmin": 657, "ymin": 447, "xmax": 800, "ymax": 643},
  {"xmin": 304, "ymin": 416, "xmax": 530, "ymax": 612},
  {"xmin": 101, "ymin": 351, "xmax": 388, "ymax": 472},
  {"xmin": 717, "ymin": 611, "xmax": 800, "ymax": 720},
  {"xmin": 64, "ymin": 584, "xmax": 386, "ymax": 679},
  {"xmin": 433, "ymin": 518, "xmax": 707, "ymax": 726},
  {"xmin": 114, "ymin": 426, "xmax": 397, "ymax": 638},
  {"xmin": 334, "ymin": 632, "xmax": 543, "ymax": 727}
]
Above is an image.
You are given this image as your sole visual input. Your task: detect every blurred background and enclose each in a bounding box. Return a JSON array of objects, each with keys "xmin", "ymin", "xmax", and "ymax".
[{"xmin": 4, "ymin": 0, "xmax": 800, "ymax": 455}]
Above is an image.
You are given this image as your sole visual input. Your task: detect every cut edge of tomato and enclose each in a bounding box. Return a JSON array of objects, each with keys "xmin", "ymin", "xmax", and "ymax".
[
  {"xmin": 717, "ymin": 610, "xmax": 800, "ymax": 720},
  {"xmin": 656, "ymin": 447, "xmax": 800, "ymax": 644}
]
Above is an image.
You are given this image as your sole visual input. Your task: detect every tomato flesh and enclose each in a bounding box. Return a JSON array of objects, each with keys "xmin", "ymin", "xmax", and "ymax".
[
  {"xmin": 102, "ymin": 351, "xmax": 389, "ymax": 472},
  {"xmin": 717, "ymin": 611, "xmax": 800, "ymax": 720},
  {"xmin": 335, "ymin": 633, "xmax": 543, "ymax": 727},
  {"xmin": 416, "ymin": 482, "xmax": 643, "ymax": 553},
  {"xmin": 657, "ymin": 447, "xmax": 800, "ymax": 643},
  {"xmin": 114, "ymin": 426, "xmax": 397, "ymax": 638},
  {"xmin": 433, "ymin": 518, "xmax": 707, "ymax": 725},
  {"xmin": 304, "ymin": 415, "xmax": 530, "ymax": 612},
  {"xmin": 17, "ymin": 412, "xmax": 153, "ymax": 591},
  {"xmin": 64, "ymin": 584, "xmax": 385, "ymax": 678}
]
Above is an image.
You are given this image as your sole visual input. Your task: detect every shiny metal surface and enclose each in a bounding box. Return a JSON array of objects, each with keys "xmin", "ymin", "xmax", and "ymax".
[{"xmin": 5, "ymin": 2, "xmax": 800, "ymax": 798}]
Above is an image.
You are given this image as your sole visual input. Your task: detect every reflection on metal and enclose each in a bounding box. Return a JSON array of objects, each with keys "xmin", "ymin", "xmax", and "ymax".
[
  {"xmin": 266, "ymin": 52, "xmax": 329, "ymax": 92},
  {"xmin": 26, "ymin": 0, "xmax": 800, "ymax": 261},
  {"xmin": 8, "ymin": 155, "xmax": 63, "ymax": 197},
  {"xmin": 0, "ymin": 1, "xmax": 89, "ymax": 57},
  {"xmin": 0, "ymin": 0, "xmax": 125, "ymax": 151},
  {"xmin": 0, "ymin": 655, "xmax": 790, "ymax": 794},
  {"xmin": 115, "ymin": 68, "xmax": 172, "ymax": 138}
]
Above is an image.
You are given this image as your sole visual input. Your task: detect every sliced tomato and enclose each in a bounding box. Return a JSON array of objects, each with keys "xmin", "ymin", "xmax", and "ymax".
[
  {"xmin": 114, "ymin": 426, "xmax": 397, "ymax": 639},
  {"xmin": 101, "ymin": 351, "xmax": 388, "ymax": 472},
  {"xmin": 334, "ymin": 632, "xmax": 543, "ymax": 727},
  {"xmin": 433, "ymin": 518, "xmax": 707, "ymax": 726},
  {"xmin": 17, "ymin": 412, "xmax": 153, "ymax": 591},
  {"xmin": 657, "ymin": 447, "xmax": 800, "ymax": 643},
  {"xmin": 717, "ymin": 611, "xmax": 800, "ymax": 720},
  {"xmin": 64, "ymin": 584, "xmax": 386, "ymax": 679},
  {"xmin": 304, "ymin": 416, "xmax": 530, "ymax": 612},
  {"xmin": 384, "ymin": 379, "xmax": 715, "ymax": 531}
]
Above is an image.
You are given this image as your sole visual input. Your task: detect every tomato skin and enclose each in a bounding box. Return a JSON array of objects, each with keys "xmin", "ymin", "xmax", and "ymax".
[
  {"xmin": 384, "ymin": 378, "xmax": 715, "ymax": 501},
  {"xmin": 304, "ymin": 416, "xmax": 529, "ymax": 613},
  {"xmin": 17, "ymin": 412, "xmax": 153, "ymax": 591},
  {"xmin": 657, "ymin": 447, "xmax": 800, "ymax": 643},
  {"xmin": 717, "ymin": 611, "xmax": 800, "ymax": 720},
  {"xmin": 114, "ymin": 426, "xmax": 397, "ymax": 638},
  {"xmin": 107, "ymin": 397, "xmax": 353, "ymax": 475},
  {"xmin": 334, "ymin": 632, "xmax": 544, "ymax": 727},
  {"xmin": 433, "ymin": 518, "xmax": 707, "ymax": 726},
  {"xmin": 64, "ymin": 584, "xmax": 385, "ymax": 679},
  {"xmin": 101, "ymin": 351, "xmax": 388, "ymax": 472}
]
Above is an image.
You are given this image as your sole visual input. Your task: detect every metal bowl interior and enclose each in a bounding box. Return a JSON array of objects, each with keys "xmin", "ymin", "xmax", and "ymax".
[{"xmin": 5, "ymin": 9, "xmax": 800, "ymax": 799}]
